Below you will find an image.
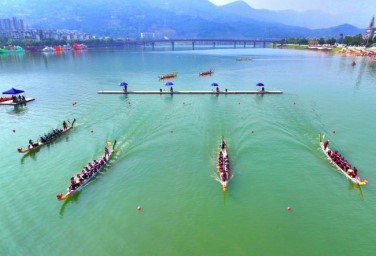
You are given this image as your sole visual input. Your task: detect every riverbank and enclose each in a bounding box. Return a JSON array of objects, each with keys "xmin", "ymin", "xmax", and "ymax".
[{"xmin": 282, "ymin": 44, "xmax": 376, "ymax": 59}]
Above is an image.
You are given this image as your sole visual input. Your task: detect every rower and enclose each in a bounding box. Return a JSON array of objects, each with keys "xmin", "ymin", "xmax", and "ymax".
[
  {"xmin": 353, "ymin": 167, "xmax": 358, "ymax": 176},
  {"xmin": 63, "ymin": 121, "xmax": 67, "ymax": 131},
  {"xmin": 40, "ymin": 136, "xmax": 46, "ymax": 143},
  {"xmin": 70, "ymin": 177, "xmax": 78, "ymax": 190},
  {"xmin": 221, "ymin": 171, "xmax": 227, "ymax": 181},
  {"xmin": 347, "ymin": 169, "xmax": 355, "ymax": 177},
  {"xmin": 104, "ymin": 147, "xmax": 109, "ymax": 157},
  {"xmin": 323, "ymin": 140, "xmax": 329, "ymax": 150}
]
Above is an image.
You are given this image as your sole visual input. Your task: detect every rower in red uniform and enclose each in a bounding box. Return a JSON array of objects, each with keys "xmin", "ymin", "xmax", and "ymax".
[{"xmin": 323, "ymin": 140, "xmax": 329, "ymax": 149}]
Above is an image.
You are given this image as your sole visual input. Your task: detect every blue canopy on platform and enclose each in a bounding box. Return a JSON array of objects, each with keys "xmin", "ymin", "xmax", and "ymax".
[
  {"xmin": 165, "ymin": 81, "xmax": 174, "ymax": 86},
  {"xmin": 256, "ymin": 83, "xmax": 264, "ymax": 87},
  {"xmin": 211, "ymin": 82, "xmax": 219, "ymax": 87},
  {"xmin": 119, "ymin": 82, "xmax": 128, "ymax": 86},
  {"xmin": 2, "ymin": 88, "xmax": 24, "ymax": 94}
]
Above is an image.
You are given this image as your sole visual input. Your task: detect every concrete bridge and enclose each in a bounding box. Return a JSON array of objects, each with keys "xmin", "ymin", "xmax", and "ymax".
[{"xmin": 129, "ymin": 38, "xmax": 282, "ymax": 50}]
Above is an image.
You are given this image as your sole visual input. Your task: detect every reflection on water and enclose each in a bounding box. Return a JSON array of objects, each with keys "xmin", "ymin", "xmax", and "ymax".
[
  {"xmin": 6, "ymin": 104, "xmax": 28, "ymax": 116},
  {"xmin": 20, "ymin": 135, "xmax": 71, "ymax": 165},
  {"xmin": 368, "ymin": 61, "xmax": 376, "ymax": 79},
  {"xmin": 354, "ymin": 58, "xmax": 369, "ymax": 87},
  {"xmin": 0, "ymin": 52, "xmax": 25, "ymax": 64},
  {"xmin": 59, "ymin": 190, "xmax": 81, "ymax": 217},
  {"xmin": 254, "ymin": 93, "xmax": 264, "ymax": 104},
  {"xmin": 222, "ymin": 187, "xmax": 227, "ymax": 206},
  {"xmin": 348, "ymin": 181, "xmax": 364, "ymax": 200},
  {"xmin": 20, "ymin": 148, "xmax": 40, "ymax": 165}
]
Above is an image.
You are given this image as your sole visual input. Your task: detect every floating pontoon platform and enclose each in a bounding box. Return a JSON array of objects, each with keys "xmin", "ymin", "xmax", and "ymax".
[
  {"xmin": 0, "ymin": 98, "xmax": 35, "ymax": 106},
  {"xmin": 97, "ymin": 90, "xmax": 282, "ymax": 95}
]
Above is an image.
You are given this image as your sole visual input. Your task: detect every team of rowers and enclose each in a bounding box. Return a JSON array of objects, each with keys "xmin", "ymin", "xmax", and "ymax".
[
  {"xmin": 68, "ymin": 147, "xmax": 110, "ymax": 192},
  {"xmin": 25, "ymin": 120, "xmax": 70, "ymax": 149},
  {"xmin": 323, "ymin": 140, "xmax": 358, "ymax": 178},
  {"xmin": 218, "ymin": 141, "xmax": 230, "ymax": 182}
]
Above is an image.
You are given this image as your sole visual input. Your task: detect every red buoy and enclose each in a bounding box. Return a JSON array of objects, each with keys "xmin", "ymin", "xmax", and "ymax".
[
  {"xmin": 137, "ymin": 206, "xmax": 142, "ymax": 211},
  {"xmin": 287, "ymin": 206, "xmax": 292, "ymax": 211}
]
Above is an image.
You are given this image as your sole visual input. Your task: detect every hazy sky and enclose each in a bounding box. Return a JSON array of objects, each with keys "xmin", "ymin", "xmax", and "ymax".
[{"xmin": 209, "ymin": 0, "xmax": 374, "ymax": 14}]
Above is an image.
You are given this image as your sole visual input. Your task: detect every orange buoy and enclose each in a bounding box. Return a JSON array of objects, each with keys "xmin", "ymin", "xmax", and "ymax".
[
  {"xmin": 12, "ymin": 129, "xmax": 15, "ymax": 133},
  {"xmin": 137, "ymin": 206, "xmax": 142, "ymax": 211},
  {"xmin": 91, "ymin": 130, "xmax": 93, "ymax": 133},
  {"xmin": 287, "ymin": 206, "xmax": 292, "ymax": 211}
]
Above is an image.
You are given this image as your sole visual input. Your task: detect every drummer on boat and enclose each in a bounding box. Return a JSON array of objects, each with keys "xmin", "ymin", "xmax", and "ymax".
[{"xmin": 63, "ymin": 120, "xmax": 67, "ymax": 131}]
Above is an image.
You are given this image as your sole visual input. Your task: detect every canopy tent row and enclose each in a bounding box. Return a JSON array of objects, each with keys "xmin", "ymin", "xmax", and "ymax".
[{"xmin": 99, "ymin": 81, "xmax": 282, "ymax": 94}]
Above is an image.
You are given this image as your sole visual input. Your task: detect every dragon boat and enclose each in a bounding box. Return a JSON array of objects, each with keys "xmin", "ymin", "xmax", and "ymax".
[
  {"xmin": 159, "ymin": 72, "xmax": 177, "ymax": 80},
  {"xmin": 199, "ymin": 69, "xmax": 214, "ymax": 76},
  {"xmin": 319, "ymin": 134, "xmax": 368, "ymax": 185},
  {"xmin": 217, "ymin": 137, "xmax": 231, "ymax": 191},
  {"xmin": 56, "ymin": 140, "xmax": 117, "ymax": 200},
  {"xmin": 17, "ymin": 119, "xmax": 76, "ymax": 153}
]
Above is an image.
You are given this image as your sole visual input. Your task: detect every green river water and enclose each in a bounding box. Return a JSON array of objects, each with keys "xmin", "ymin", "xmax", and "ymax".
[{"xmin": 1, "ymin": 48, "xmax": 376, "ymax": 255}]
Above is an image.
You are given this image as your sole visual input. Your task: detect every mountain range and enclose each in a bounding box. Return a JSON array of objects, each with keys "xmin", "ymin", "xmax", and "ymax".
[{"xmin": 0, "ymin": 0, "xmax": 364, "ymax": 39}]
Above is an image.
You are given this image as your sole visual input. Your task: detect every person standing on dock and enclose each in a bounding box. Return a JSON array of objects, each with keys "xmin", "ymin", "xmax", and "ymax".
[
  {"xmin": 170, "ymin": 86, "xmax": 173, "ymax": 93},
  {"xmin": 119, "ymin": 82, "xmax": 128, "ymax": 93}
]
